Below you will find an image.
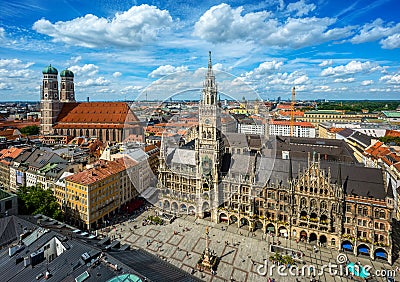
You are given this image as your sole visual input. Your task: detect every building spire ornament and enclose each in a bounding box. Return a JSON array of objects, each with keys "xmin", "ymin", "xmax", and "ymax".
[{"xmin": 208, "ymin": 51, "xmax": 212, "ymax": 75}]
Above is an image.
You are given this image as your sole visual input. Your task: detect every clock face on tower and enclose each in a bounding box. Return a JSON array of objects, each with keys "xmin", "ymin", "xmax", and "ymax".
[{"xmin": 205, "ymin": 118, "xmax": 210, "ymax": 124}]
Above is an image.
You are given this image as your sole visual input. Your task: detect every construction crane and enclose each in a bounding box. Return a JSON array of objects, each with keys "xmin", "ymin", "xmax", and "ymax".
[{"xmin": 290, "ymin": 86, "xmax": 296, "ymax": 137}]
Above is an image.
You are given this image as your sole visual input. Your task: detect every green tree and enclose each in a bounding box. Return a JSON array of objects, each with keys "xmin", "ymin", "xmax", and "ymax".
[
  {"xmin": 17, "ymin": 185, "xmax": 63, "ymax": 220},
  {"xmin": 379, "ymin": 136, "xmax": 400, "ymax": 145},
  {"xmin": 20, "ymin": 125, "xmax": 40, "ymax": 135}
]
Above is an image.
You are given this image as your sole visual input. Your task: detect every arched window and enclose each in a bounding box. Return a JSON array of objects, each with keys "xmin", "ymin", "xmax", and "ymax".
[
  {"xmin": 112, "ymin": 129, "xmax": 116, "ymax": 141},
  {"xmin": 86, "ymin": 129, "xmax": 89, "ymax": 137},
  {"xmin": 106, "ymin": 129, "xmax": 110, "ymax": 141},
  {"xmin": 310, "ymin": 199, "xmax": 316, "ymax": 208},
  {"xmin": 320, "ymin": 201, "xmax": 327, "ymax": 210},
  {"xmin": 300, "ymin": 197, "xmax": 307, "ymax": 207}
]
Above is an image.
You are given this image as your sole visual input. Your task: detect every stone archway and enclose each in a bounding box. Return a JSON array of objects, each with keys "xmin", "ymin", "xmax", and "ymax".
[
  {"xmin": 266, "ymin": 223, "xmax": 275, "ymax": 234},
  {"xmin": 309, "ymin": 233, "xmax": 318, "ymax": 243},
  {"xmin": 202, "ymin": 202, "xmax": 210, "ymax": 218},
  {"xmin": 230, "ymin": 215, "xmax": 238, "ymax": 224},
  {"xmin": 357, "ymin": 244, "xmax": 370, "ymax": 256},
  {"xmin": 300, "ymin": 230, "xmax": 307, "ymax": 240},
  {"xmin": 240, "ymin": 217, "xmax": 249, "ymax": 228},
  {"xmin": 180, "ymin": 204, "xmax": 187, "ymax": 213},
  {"xmin": 319, "ymin": 235, "xmax": 327, "ymax": 245},
  {"xmin": 163, "ymin": 200, "xmax": 170, "ymax": 210},
  {"xmin": 374, "ymin": 248, "xmax": 388, "ymax": 261},
  {"xmin": 219, "ymin": 213, "xmax": 228, "ymax": 223},
  {"xmin": 254, "ymin": 220, "xmax": 263, "ymax": 232},
  {"xmin": 278, "ymin": 226, "xmax": 288, "ymax": 238},
  {"xmin": 341, "ymin": 240, "xmax": 353, "ymax": 252},
  {"xmin": 188, "ymin": 206, "xmax": 195, "ymax": 215},
  {"xmin": 171, "ymin": 202, "xmax": 178, "ymax": 212}
]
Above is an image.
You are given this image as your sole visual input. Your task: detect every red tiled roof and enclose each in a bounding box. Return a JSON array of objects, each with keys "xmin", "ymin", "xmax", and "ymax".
[
  {"xmin": 278, "ymin": 110, "xmax": 304, "ymax": 117},
  {"xmin": 56, "ymin": 102, "xmax": 139, "ymax": 125},
  {"xmin": 65, "ymin": 157, "xmax": 137, "ymax": 185},
  {"xmin": 0, "ymin": 119, "xmax": 40, "ymax": 129},
  {"xmin": 0, "ymin": 147, "xmax": 25, "ymax": 165},
  {"xmin": 385, "ymin": 130, "xmax": 400, "ymax": 137},
  {"xmin": 276, "ymin": 104, "xmax": 291, "ymax": 110}
]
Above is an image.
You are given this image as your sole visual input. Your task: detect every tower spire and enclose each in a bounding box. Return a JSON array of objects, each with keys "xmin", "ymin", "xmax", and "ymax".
[{"xmin": 208, "ymin": 51, "xmax": 212, "ymax": 74}]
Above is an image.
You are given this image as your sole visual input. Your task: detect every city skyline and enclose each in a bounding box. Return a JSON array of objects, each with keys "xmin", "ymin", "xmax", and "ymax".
[{"xmin": 1, "ymin": 0, "xmax": 400, "ymax": 101}]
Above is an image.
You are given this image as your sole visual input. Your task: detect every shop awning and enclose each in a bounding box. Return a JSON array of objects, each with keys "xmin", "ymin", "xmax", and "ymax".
[
  {"xmin": 358, "ymin": 247, "xmax": 369, "ymax": 254},
  {"xmin": 375, "ymin": 251, "xmax": 387, "ymax": 259},
  {"xmin": 342, "ymin": 242, "xmax": 353, "ymax": 251}
]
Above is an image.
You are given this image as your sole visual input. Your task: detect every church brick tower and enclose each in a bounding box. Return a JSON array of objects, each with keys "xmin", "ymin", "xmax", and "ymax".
[{"xmin": 40, "ymin": 65, "xmax": 61, "ymax": 135}]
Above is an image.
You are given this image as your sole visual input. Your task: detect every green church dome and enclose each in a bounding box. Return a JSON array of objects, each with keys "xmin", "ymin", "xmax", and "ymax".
[
  {"xmin": 42, "ymin": 64, "xmax": 58, "ymax": 75},
  {"xmin": 60, "ymin": 69, "xmax": 74, "ymax": 77}
]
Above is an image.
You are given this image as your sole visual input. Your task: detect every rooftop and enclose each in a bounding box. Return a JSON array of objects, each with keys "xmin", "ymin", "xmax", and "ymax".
[
  {"xmin": 0, "ymin": 215, "xmax": 200, "ymax": 282},
  {"xmin": 55, "ymin": 102, "xmax": 140, "ymax": 128},
  {"xmin": 65, "ymin": 157, "xmax": 137, "ymax": 185}
]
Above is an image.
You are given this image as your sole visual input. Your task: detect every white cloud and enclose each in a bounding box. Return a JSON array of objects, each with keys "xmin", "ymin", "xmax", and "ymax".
[
  {"xmin": 98, "ymin": 88, "xmax": 115, "ymax": 93},
  {"xmin": 267, "ymin": 71, "xmax": 309, "ymax": 85},
  {"xmin": 321, "ymin": 61, "xmax": 385, "ymax": 76},
  {"xmin": 380, "ymin": 33, "xmax": 400, "ymax": 49},
  {"xmin": 287, "ymin": 0, "xmax": 316, "ymax": 17},
  {"xmin": 32, "ymin": 4, "xmax": 173, "ymax": 48},
  {"xmin": 69, "ymin": 64, "xmax": 99, "ymax": 77},
  {"xmin": 68, "ymin": 56, "xmax": 82, "ymax": 65},
  {"xmin": 76, "ymin": 77, "xmax": 110, "ymax": 87},
  {"xmin": 380, "ymin": 73, "xmax": 400, "ymax": 84},
  {"xmin": 0, "ymin": 58, "xmax": 34, "ymax": 69},
  {"xmin": 148, "ymin": 65, "xmax": 189, "ymax": 78},
  {"xmin": 245, "ymin": 60, "xmax": 283, "ymax": 78},
  {"xmin": 0, "ymin": 82, "xmax": 12, "ymax": 90},
  {"xmin": 319, "ymin": 59, "xmax": 332, "ymax": 67},
  {"xmin": 351, "ymin": 18, "xmax": 400, "ymax": 49},
  {"xmin": 193, "ymin": 4, "xmax": 355, "ymax": 48},
  {"xmin": 361, "ymin": 80, "xmax": 373, "ymax": 86},
  {"xmin": 113, "ymin": 71, "xmax": 122, "ymax": 78},
  {"xmin": 122, "ymin": 85, "xmax": 143, "ymax": 93},
  {"xmin": 312, "ymin": 85, "xmax": 332, "ymax": 92},
  {"xmin": 334, "ymin": 77, "xmax": 355, "ymax": 83},
  {"xmin": 0, "ymin": 59, "xmax": 34, "ymax": 78}
]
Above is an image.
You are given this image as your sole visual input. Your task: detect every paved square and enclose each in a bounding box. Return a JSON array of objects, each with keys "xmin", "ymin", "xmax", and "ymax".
[
  {"xmin": 104, "ymin": 209, "xmax": 397, "ymax": 282},
  {"xmin": 146, "ymin": 228, "xmax": 160, "ymax": 238}
]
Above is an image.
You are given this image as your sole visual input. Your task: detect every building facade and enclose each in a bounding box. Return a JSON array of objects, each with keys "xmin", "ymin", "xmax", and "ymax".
[
  {"xmin": 269, "ymin": 120, "xmax": 315, "ymax": 138},
  {"xmin": 57, "ymin": 157, "xmax": 138, "ymax": 230},
  {"xmin": 157, "ymin": 53, "xmax": 394, "ymax": 264}
]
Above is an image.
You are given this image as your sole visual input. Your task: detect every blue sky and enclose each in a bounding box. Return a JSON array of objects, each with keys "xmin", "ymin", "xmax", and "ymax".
[{"xmin": 1, "ymin": 0, "xmax": 400, "ymax": 101}]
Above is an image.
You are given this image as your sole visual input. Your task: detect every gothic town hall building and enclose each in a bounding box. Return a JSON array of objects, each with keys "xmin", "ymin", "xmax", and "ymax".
[
  {"xmin": 40, "ymin": 65, "xmax": 141, "ymax": 142},
  {"xmin": 158, "ymin": 52, "xmax": 395, "ymax": 264}
]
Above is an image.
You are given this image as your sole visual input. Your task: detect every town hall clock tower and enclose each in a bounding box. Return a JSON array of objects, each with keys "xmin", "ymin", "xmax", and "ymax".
[{"xmin": 196, "ymin": 52, "xmax": 224, "ymax": 221}]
